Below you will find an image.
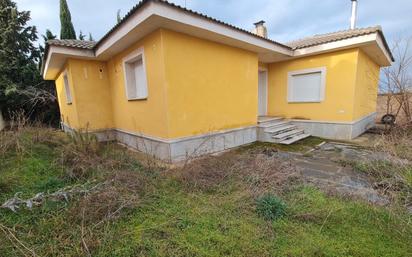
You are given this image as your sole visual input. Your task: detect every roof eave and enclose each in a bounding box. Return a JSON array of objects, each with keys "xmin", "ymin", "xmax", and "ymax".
[
  {"xmin": 42, "ymin": 45, "xmax": 95, "ymax": 80},
  {"xmin": 94, "ymin": 0, "xmax": 293, "ymax": 59},
  {"xmin": 43, "ymin": 0, "xmax": 294, "ymax": 77},
  {"xmin": 292, "ymin": 32, "xmax": 393, "ymax": 66},
  {"xmin": 95, "ymin": 0, "xmax": 290, "ymax": 52}
]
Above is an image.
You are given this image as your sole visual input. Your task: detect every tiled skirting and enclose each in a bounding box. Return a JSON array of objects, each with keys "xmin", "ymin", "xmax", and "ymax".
[
  {"xmin": 61, "ymin": 113, "xmax": 375, "ymax": 161},
  {"xmin": 61, "ymin": 123, "xmax": 256, "ymax": 162},
  {"xmin": 291, "ymin": 112, "xmax": 376, "ymax": 140}
]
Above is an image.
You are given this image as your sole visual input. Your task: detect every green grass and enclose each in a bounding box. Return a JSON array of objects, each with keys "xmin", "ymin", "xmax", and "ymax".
[
  {"xmin": 0, "ymin": 129, "xmax": 411, "ymax": 256},
  {"xmin": 240, "ymin": 136, "xmax": 325, "ymax": 154}
]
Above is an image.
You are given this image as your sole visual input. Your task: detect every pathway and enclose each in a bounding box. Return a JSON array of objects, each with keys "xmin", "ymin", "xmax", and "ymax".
[{"xmin": 275, "ymin": 142, "xmax": 389, "ymax": 205}]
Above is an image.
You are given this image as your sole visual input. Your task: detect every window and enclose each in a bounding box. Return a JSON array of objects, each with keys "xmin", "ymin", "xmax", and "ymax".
[
  {"xmin": 63, "ymin": 71, "xmax": 72, "ymax": 104},
  {"xmin": 123, "ymin": 48, "xmax": 148, "ymax": 100},
  {"xmin": 287, "ymin": 67, "xmax": 326, "ymax": 103}
]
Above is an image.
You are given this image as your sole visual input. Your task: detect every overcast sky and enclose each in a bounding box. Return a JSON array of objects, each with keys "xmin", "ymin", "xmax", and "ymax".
[{"xmin": 14, "ymin": 0, "xmax": 412, "ymax": 45}]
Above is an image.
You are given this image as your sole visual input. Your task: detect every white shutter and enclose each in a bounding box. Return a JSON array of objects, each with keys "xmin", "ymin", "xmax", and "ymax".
[
  {"xmin": 288, "ymin": 67, "xmax": 326, "ymax": 103},
  {"xmin": 133, "ymin": 58, "xmax": 148, "ymax": 99},
  {"xmin": 63, "ymin": 73, "xmax": 72, "ymax": 104},
  {"xmin": 123, "ymin": 47, "xmax": 148, "ymax": 100}
]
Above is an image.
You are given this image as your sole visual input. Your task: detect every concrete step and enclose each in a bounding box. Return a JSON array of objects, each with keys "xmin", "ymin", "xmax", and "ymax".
[
  {"xmin": 279, "ymin": 133, "xmax": 311, "ymax": 145},
  {"xmin": 259, "ymin": 120, "xmax": 289, "ymax": 129},
  {"xmin": 264, "ymin": 124, "xmax": 296, "ymax": 134},
  {"xmin": 272, "ymin": 129, "xmax": 304, "ymax": 139},
  {"xmin": 257, "ymin": 116, "xmax": 283, "ymax": 124}
]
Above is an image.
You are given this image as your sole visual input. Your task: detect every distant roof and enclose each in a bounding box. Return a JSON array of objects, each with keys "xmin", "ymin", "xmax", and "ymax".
[
  {"xmin": 47, "ymin": 39, "xmax": 96, "ymax": 49},
  {"xmin": 286, "ymin": 26, "xmax": 382, "ymax": 50}
]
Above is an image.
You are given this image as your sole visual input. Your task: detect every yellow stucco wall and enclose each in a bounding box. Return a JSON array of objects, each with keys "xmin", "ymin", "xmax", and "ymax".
[
  {"xmin": 161, "ymin": 29, "xmax": 258, "ymax": 138},
  {"xmin": 106, "ymin": 29, "xmax": 169, "ymax": 138},
  {"xmin": 55, "ymin": 63, "xmax": 80, "ymax": 128},
  {"xmin": 267, "ymin": 49, "xmax": 360, "ymax": 122},
  {"xmin": 54, "ymin": 29, "xmax": 381, "ymax": 139},
  {"xmin": 353, "ymin": 49, "xmax": 380, "ymax": 120},
  {"xmin": 68, "ymin": 59, "xmax": 113, "ymax": 130}
]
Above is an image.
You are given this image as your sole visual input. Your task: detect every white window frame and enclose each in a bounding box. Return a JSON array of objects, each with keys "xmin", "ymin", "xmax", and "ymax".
[
  {"xmin": 287, "ymin": 67, "xmax": 327, "ymax": 103},
  {"xmin": 63, "ymin": 71, "xmax": 72, "ymax": 104},
  {"xmin": 122, "ymin": 47, "xmax": 148, "ymax": 101}
]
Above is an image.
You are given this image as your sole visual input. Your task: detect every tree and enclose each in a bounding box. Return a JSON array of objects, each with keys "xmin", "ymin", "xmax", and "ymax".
[
  {"xmin": 0, "ymin": 0, "xmax": 41, "ymax": 119},
  {"xmin": 14, "ymin": 27, "xmax": 60, "ymax": 126},
  {"xmin": 380, "ymin": 36, "xmax": 412, "ymax": 124},
  {"xmin": 117, "ymin": 9, "xmax": 121, "ymax": 24},
  {"xmin": 60, "ymin": 0, "xmax": 76, "ymax": 39},
  {"xmin": 88, "ymin": 32, "xmax": 94, "ymax": 41},
  {"xmin": 38, "ymin": 29, "xmax": 56, "ymax": 69},
  {"xmin": 78, "ymin": 30, "xmax": 85, "ymax": 40}
]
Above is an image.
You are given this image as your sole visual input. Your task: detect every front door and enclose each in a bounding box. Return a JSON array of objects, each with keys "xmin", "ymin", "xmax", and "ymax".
[{"xmin": 258, "ymin": 70, "xmax": 268, "ymax": 116}]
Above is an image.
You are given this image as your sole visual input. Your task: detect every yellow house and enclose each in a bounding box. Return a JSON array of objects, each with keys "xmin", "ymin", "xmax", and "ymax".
[{"xmin": 42, "ymin": 0, "xmax": 393, "ymax": 162}]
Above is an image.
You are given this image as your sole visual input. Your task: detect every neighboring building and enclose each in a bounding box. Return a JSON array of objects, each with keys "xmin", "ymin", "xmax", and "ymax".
[{"xmin": 42, "ymin": 0, "xmax": 393, "ymax": 162}]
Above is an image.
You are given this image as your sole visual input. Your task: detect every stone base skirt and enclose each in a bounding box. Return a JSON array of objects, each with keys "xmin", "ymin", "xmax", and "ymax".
[
  {"xmin": 61, "ymin": 112, "xmax": 375, "ymax": 161},
  {"xmin": 291, "ymin": 112, "xmax": 376, "ymax": 140},
  {"xmin": 61, "ymin": 123, "xmax": 256, "ymax": 162}
]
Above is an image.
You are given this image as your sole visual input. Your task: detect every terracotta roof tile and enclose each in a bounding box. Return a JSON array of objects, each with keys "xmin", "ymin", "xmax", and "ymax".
[
  {"xmin": 47, "ymin": 39, "xmax": 96, "ymax": 50},
  {"xmin": 286, "ymin": 26, "xmax": 382, "ymax": 50}
]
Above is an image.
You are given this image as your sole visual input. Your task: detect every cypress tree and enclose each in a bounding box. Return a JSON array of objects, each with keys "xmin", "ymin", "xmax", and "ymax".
[
  {"xmin": 78, "ymin": 30, "xmax": 85, "ymax": 40},
  {"xmin": 60, "ymin": 0, "xmax": 76, "ymax": 39},
  {"xmin": 117, "ymin": 9, "xmax": 121, "ymax": 24}
]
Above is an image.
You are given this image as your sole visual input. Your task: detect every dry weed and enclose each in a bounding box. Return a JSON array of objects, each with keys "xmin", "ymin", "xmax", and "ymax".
[
  {"xmin": 60, "ymin": 129, "xmax": 102, "ymax": 180},
  {"xmin": 236, "ymin": 152, "xmax": 300, "ymax": 196},
  {"xmin": 374, "ymin": 124, "xmax": 412, "ymax": 161},
  {"xmin": 68, "ymin": 171, "xmax": 143, "ymax": 226},
  {"xmin": 175, "ymin": 153, "xmax": 235, "ymax": 191},
  {"xmin": 174, "ymin": 147, "xmax": 300, "ymax": 195},
  {"xmin": 0, "ymin": 111, "xmax": 59, "ymax": 156},
  {"xmin": 357, "ymin": 125, "xmax": 412, "ymax": 208}
]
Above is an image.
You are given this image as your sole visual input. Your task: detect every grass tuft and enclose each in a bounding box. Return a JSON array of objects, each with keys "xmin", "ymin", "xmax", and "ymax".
[{"xmin": 256, "ymin": 193, "xmax": 287, "ymax": 221}]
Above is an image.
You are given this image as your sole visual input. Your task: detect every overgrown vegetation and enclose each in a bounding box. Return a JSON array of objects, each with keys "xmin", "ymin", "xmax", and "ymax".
[
  {"xmin": 344, "ymin": 125, "xmax": 412, "ymax": 210},
  {"xmin": 1, "ymin": 125, "xmax": 411, "ymax": 256}
]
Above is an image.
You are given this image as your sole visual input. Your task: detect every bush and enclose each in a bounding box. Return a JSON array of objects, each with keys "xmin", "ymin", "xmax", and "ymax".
[{"xmin": 256, "ymin": 193, "xmax": 287, "ymax": 221}]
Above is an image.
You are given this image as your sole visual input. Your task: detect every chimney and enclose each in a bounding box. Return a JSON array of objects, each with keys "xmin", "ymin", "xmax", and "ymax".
[
  {"xmin": 350, "ymin": 0, "xmax": 358, "ymax": 29},
  {"xmin": 253, "ymin": 20, "xmax": 268, "ymax": 38}
]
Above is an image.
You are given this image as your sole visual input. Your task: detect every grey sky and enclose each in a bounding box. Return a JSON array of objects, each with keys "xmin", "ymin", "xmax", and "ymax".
[{"xmin": 14, "ymin": 0, "xmax": 412, "ymax": 45}]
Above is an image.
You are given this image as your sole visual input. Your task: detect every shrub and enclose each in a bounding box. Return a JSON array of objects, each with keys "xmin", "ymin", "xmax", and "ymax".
[{"xmin": 256, "ymin": 193, "xmax": 287, "ymax": 221}]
